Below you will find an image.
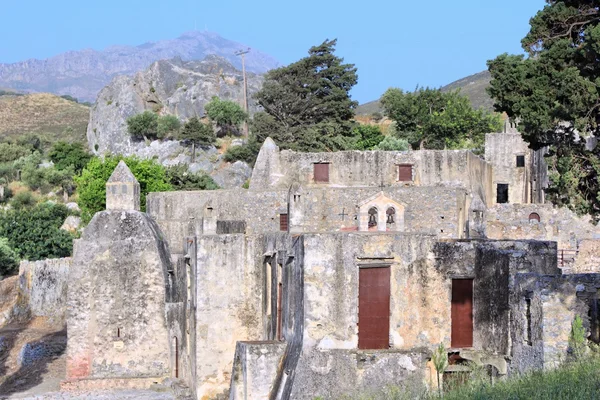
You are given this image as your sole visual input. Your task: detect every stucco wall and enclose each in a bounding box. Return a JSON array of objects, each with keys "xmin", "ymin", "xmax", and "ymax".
[{"xmin": 67, "ymin": 211, "xmax": 172, "ymax": 381}]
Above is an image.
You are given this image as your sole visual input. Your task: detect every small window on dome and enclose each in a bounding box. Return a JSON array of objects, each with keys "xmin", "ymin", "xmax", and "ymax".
[{"xmin": 529, "ymin": 212, "xmax": 540, "ymax": 223}]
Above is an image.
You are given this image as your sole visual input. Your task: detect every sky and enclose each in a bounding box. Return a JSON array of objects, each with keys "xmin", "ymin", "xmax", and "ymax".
[{"xmin": 0, "ymin": 0, "xmax": 546, "ymax": 104}]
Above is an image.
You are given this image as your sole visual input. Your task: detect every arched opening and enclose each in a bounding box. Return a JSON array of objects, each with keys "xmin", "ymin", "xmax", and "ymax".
[
  {"xmin": 386, "ymin": 207, "xmax": 396, "ymax": 231},
  {"xmin": 529, "ymin": 212, "xmax": 540, "ymax": 223},
  {"xmin": 368, "ymin": 207, "xmax": 378, "ymax": 229}
]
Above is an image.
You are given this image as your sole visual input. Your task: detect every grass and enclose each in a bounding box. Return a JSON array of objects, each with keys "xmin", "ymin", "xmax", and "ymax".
[
  {"xmin": 0, "ymin": 93, "xmax": 89, "ymax": 144},
  {"xmin": 341, "ymin": 356, "xmax": 600, "ymax": 400}
]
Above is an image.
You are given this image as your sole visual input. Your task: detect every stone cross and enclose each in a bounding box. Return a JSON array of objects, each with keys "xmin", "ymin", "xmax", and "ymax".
[
  {"xmin": 338, "ymin": 208, "xmax": 348, "ymax": 221},
  {"xmin": 106, "ymin": 161, "xmax": 140, "ymax": 211}
]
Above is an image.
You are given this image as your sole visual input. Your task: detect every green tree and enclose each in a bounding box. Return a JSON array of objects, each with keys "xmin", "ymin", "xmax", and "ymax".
[
  {"xmin": 127, "ymin": 111, "xmax": 159, "ymax": 140},
  {"xmin": 253, "ymin": 39, "xmax": 359, "ymax": 152},
  {"xmin": 223, "ymin": 139, "xmax": 262, "ymax": 165},
  {"xmin": 0, "ymin": 237, "xmax": 19, "ymax": 276},
  {"xmin": 487, "ymin": 1, "xmax": 600, "ymax": 221},
  {"xmin": 204, "ymin": 97, "xmax": 247, "ymax": 136},
  {"xmin": 165, "ymin": 165, "xmax": 220, "ymax": 191},
  {"xmin": 374, "ymin": 135, "xmax": 411, "ymax": 151},
  {"xmin": 157, "ymin": 115, "xmax": 181, "ymax": 139},
  {"xmin": 0, "ymin": 202, "xmax": 73, "ymax": 261},
  {"xmin": 176, "ymin": 117, "xmax": 216, "ymax": 162},
  {"xmin": 380, "ymin": 87, "xmax": 502, "ymax": 151},
  {"xmin": 0, "ymin": 142, "xmax": 31, "ymax": 163},
  {"xmin": 353, "ymin": 125, "xmax": 385, "ymax": 150},
  {"xmin": 75, "ymin": 156, "xmax": 172, "ymax": 223},
  {"xmin": 48, "ymin": 142, "xmax": 91, "ymax": 173}
]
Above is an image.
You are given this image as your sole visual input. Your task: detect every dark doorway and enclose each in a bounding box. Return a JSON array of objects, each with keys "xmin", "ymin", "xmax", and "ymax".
[
  {"xmin": 358, "ymin": 266, "xmax": 390, "ymax": 349},
  {"xmin": 313, "ymin": 163, "xmax": 330, "ymax": 183},
  {"xmin": 496, "ymin": 184, "xmax": 509, "ymax": 204},
  {"xmin": 451, "ymin": 279, "xmax": 473, "ymax": 348}
]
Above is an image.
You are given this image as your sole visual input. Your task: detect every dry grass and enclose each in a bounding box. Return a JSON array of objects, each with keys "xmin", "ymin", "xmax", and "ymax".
[{"xmin": 0, "ymin": 93, "xmax": 89, "ymax": 144}]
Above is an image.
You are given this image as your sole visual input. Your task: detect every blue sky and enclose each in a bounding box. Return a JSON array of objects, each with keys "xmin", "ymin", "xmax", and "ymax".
[{"xmin": 0, "ymin": 0, "xmax": 546, "ymax": 103}]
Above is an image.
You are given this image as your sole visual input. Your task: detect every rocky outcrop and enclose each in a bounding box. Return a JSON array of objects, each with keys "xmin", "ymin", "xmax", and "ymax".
[
  {"xmin": 0, "ymin": 31, "xmax": 278, "ymax": 102},
  {"xmin": 87, "ymin": 56, "xmax": 262, "ymax": 188}
]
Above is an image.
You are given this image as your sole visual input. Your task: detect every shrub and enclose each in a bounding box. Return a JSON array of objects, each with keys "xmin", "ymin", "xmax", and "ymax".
[
  {"xmin": 127, "ymin": 111, "xmax": 158, "ymax": 140},
  {"xmin": 223, "ymin": 139, "xmax": 261, "ymax": 165},
  {"xmin": 48, "ymin": 142, "xmax": 92, "ymax": 173},
  {"xmin": 353, "ymin": 125, "xmax": 385, "ymax": 150},
  {"xmin": 0, "ymin": 143, "xmax": 31, "ymax": 163},
  {"xmin": 204, "ymin": 96, "xmax": 247, "ymax": 136},
  {"xmin": 75, "ymin": 156, "xmax": 172, "ymax": 223},
  {"xmin": 374, "ymin": 135, "xmax": 411, "ymax": 151},
  {"xmin": 166, "ymin": 165, "xmax": 220, "ymax": 191},
  {"xmin": 176, "ymin": 117, "xmax": 216, "ymax": 146},
  {"xmin": 10, "ymin": 191, "xmax": 37, "ymax": 209},
  {"xmin": 0, "ymin": 237, "xmax": 19, "ymax": 276},
  {"xmin": 157, "ymin": 115, "xmax": 181, "ymax": 139},
  {"xmin": 0, "ymin": 202, "xmax": 73, "ymax": 261}
]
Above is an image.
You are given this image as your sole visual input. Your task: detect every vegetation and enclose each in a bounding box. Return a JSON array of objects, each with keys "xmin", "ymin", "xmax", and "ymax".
[
  {"xmin": 374, "ymin": 135, "xmax": 410, "ymax": 151},
  {"xmin": 165, "ymin": 165, "xmax": 220, "ymax": 191},
  {"xmin": 431, "ymin": 343, "xmax": 448, "ymax": 396},
  {"xmin": 127, "ymin": 110, "xmax": 158, "ymax": 140},
  {"xmin": 223, "ymin": 139, "xmax": 262, "ymax": 165},
  {"xmin": 157, "ymin": 114, "xmax": 181, "ymax": 139},
  {"xmin": 48, "ymin": 142, "xmax": 92, "ymax": 173},
  {"xmin": 487, "ymin": 0, "xmax": 600, "ymax": 221},
  {"xmin": 176, "ymin": 117, "xmax": 216, "ymax": 147},
  {"xmin": 380, "ymin": 87, "xmax": 502, "ymax": 151},
  {"xmin": 75, "ymin": 155, "xmax": 172, "ymax": 223},
  {"xmin": 204, "ymin": 96, "xmax": 247, "ymax": 136},
  {"xmin": 352, "ymin": 125, "xmax": 385, "ymax": 150},
  {"xmin": 0, "ymin": 202, "xmax": 74, "ymax": 262},
  {"xmin": 0, "ymin": 237, "xmax": 19, "ymax": 276},
  {"xmin": 252, "ymin": 39, "xmax": 358, "ymax": 152}
]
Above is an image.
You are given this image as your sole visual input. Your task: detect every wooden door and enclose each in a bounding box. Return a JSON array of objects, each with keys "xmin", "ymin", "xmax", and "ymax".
[
  {"xmin": 313, "ymin": 163, "xmax": 330, "ymax": 183},
  {"xmin": 451, "ymin": 279, "xmax": 473, "ymax": 348},
  {"xmin": 358, "ymin": 267, "xmax": 390, "ymax": 349}
]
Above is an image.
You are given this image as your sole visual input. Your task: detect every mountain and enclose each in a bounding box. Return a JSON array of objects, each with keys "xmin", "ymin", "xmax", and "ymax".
[
  {"xmin": 0, "ymin": 92, "xmax": 89, "ymax": 143},
  {"xmin": 0, "ymin": 31, "xmax": 279, "ymax": 103},
  {"xmin": 355, "ymin": 70, "xmax": 493, "ymax": 116}
]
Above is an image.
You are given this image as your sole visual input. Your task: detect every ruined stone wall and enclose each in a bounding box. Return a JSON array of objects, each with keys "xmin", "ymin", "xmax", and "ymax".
[
  {"xmin": 67, "ymin": 211, "xmax": 172, "ymax": 382},
  {"xmin": 486, "ymin": 204, "xmax": 600, "ymax": 249},
  {"xmin": 148, "ymin": 185, "xmax": 469, "ymax": 245},
  {"xmin": 17, "ymin": 258, "xmax": 71, "ymax": 325},
  {"xmin": 512, "ymin": 274, "xmax": 600, "ymax": 373}
]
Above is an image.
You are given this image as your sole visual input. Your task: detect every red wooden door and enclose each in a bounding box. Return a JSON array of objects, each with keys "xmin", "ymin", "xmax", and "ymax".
[
  {"xmin": 358, "ymin": 267, "xmax": 390, "ymax": 349},
  {"xmin": 451, "ymin": 279, "xmax": 473, "ymax": 348}
]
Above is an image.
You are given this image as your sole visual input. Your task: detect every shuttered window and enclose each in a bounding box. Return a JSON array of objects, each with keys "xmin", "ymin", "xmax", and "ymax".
[
  {"xmin": 279, "ymin": 213, "xmax": 288, "ymax": 231},
  {"xmin": 313, "ymin": 163, "xmax": 330, "ymax": 183},
  {"xmin": 398, "ymin": 164, "xmax": 413, "ymax": 182}
]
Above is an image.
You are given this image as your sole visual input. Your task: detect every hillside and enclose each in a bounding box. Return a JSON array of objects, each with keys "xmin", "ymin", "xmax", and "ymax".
[
  {"xmin": 0, "ymin": 93, "xmax": 89, "ymax": 143},
  {"xmin": 355, "ymin": 70, "xmax": 493, "ymax": 116},
  {"xmin": 0, "ymin": 31, "xmax": 279, "ymax": 102}
]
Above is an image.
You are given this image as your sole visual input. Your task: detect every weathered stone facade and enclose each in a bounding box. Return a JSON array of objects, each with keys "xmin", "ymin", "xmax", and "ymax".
[{"xmin": 65, "ymin": 133, "xmax": 600, "ymax": 399}]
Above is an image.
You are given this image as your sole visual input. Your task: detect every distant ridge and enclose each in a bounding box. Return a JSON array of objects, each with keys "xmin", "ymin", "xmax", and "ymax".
[
  {"xmin": 355, "ymin": 70, "xmax": 493, "ymax": 116},
  {"xmin": 0, "ymin": 31, "xmax": 279, "ymax": 102}
]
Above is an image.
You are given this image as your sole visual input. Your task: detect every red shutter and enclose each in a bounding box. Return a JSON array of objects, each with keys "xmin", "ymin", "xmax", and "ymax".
[
  {"xmin": 314, "ymin": 163, "xmax": 330, "ymax": 183},
  {"xmin": 451, "ymin": 279, "xmax": 473, "ymax": 348},
  {"xmin": 279, "ymin": 213, "xmax": 288, "ymax": 231},
  {"xmin": 358, "ymin": 267, "xmax": 391, "ymax": 349},
  {"xmin": 398, "ymin": 164, "xmax": 413, "ymax": 181}
]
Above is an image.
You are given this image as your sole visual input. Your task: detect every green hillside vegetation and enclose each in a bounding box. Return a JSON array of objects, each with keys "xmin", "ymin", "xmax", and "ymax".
[{"xmin": 0, "ymin": 92, "xmax": 90, "ymax": 144}]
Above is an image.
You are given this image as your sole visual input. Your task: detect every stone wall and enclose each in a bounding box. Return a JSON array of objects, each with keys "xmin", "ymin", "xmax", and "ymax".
[
  {"xmin": 485, "ymin": 204, "xmax": 600, "ymax": 249},
  {"xmin": 67, "ymin": 211, "xmax": 172, "ymax": 382},
  {"xmin": 17, "ymin": 258, "xmax": 71, "ymax": 325}
]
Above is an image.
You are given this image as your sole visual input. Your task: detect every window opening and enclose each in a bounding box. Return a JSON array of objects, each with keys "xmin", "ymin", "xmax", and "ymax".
[
  {"xmin": 280, "ymin": 213, "xmax": 288, "ymax": 231},
  {"xmin": 398, "ymin": 164, "xmax": 413, "ymax": 182},
  {"xmin": 516, "ymin": 155, "xmax": 525, "ymax": 167},
  {"xmin": 497, "ymin": 184, "xmax": 509, "ymax": 204},
  {"xmin": 368, "ymin": 207, "xmax": 378, "ymax": 228},
  {"xmin": 529, "ymin": 212, "xmax": 540, "ymax": 222},
  {"xmin": 525, "ymin": 298, "xmax": 532, "ymax": 346},
  {"xmin": 589, "ymin": 298, "xmax": 600, "ymax": 344},
  {"xmin": 386, "ymin": 208, "xmax": 395, "ymax": 224},
  {"xmin": 313, "ymin": 163, "xmax": 330, "ymax": 183}
]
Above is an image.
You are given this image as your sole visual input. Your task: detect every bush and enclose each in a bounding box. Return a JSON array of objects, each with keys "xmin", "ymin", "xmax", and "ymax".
[
  {"xmin": 353, "ymin": 125, "xmax": 385, "ymax": 150},
  {"xmin": 48, "ymin": 142, "xmax": 91, "ymax": 173},
  {"xmin": 374, "ymin": 135, "xmax": 411, "ymax": 151},
  {"xmin": 75, "ymin": 156, "xmax": 172, "ymax": 223},
  {"xmin": 176, "ymin": 117, "xmax": 216, "ymax": 146},
  {"xmin": 127, "ymin": 111, "xmax": 159, "ymax": 140},
  {"xmin": 0, "ymin": 143, "xmax": 31, "ymax": 163},
  {"xmin": 204, "ymin": 96, "xmax": 247, "ymax": 136},
  {"xmin": 166, "ymin": 165, "xmax": 220, "ymax": 191},
  {"xmin": 157, "ymin": 115, "xmax": 181, "ymax": 139},
  {"xmin": 0, "ymin": 185, "xmax": 13, "ymax": 204},
  {"xmin": 10, "ymin": 191, "xmax": 37, "ymax": 209},
  {"xmin": 223, "ymin": 140, "xmax": 261, "ymax": 165},
  {"xmin": 0, "ymin": 237, "xmax": 19, "ymax": 276},
  {"xmin": 0, "ymin": 202, "xmax": 73, "ymax": 261}
]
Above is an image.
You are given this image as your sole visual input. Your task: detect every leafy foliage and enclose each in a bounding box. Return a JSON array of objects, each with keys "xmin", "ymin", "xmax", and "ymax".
[
  {"xmin": 223, "ymin": 140, "xmax": 262, "ymax": 165},
  {"xmin": 0, "ymin": 202, "xmax": 73, "ymax": 261},
  {"xmin": 381, "ymin": 87, "xmax": 501, "ymax": 151},
  {"xmin": 374, "ymin": 135, "xmax": 410, "ymax": 151},
  {"xmin": 0, "ymin": 142, "xmax": 31, "ymax": 163},
  {"xmin": 487, "ymin": 0, "xmax": 600, "ymax": 220},
  {"xmin": 204, "ymin": 96, "xmax": 247, "ymax": 136},
  {"xmin": 165, "ymin": 165, "xmax": 220, "ymax": 191},
  {"xmin": 352, "ymin": 125, "xmax": 384, "ymax": 150},
  {"xmin": 176, "ymin": 117, "xmax": 216, "ymax": 146},
  {"xmin": 253, "ymin": 39, "xmax": 358, "ymax": 151},
  {"xmin": 48, "ymin": 142, "xmax": 91, "ymax": 173},
  {"xmin": 0, "ymin": 237, "xmax": 19, "ymax": 276},
  {"xmin": 127, "ymin": 111, "xmax": 158, "ymax": 140},
  {"xmin": 10, "ymin": 191, "xmax": 37, "ymax": 210},
  {"xmin": 75, "ymin": 156, "xmax": 172, "ymax": 222},
  {"xmin": 157, "ymin": 115, "xmax": 181, "ymax": 139}
]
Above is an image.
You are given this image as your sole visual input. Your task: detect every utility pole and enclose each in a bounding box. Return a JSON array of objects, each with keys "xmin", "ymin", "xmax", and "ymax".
[{"xmin": 235, "ymin": 48, "xmax": 250, "ymax": 137}]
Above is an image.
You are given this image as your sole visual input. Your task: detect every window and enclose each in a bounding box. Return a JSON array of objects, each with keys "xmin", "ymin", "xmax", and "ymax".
[
  {"xmin": 280, "ymin": 213, "xmax": 288, "ymax": 231},
  {"xmin": 525, "ymin": 298, "xmax": 532, "ymax": 346},
  {"xmin": 528, "ymin": 212, "xmax": 540, "ymax": 223},
  {"xmin": 497, "ymin": 184, "xmax": 509, "ymax": 204},
  {"xmin": 398, "ymin": 164, "xmax": 413, "ymax": 182},
  {"xmin": 313, "ymin": 163, "xmax": 329, "ymax": 183},
  {"xmin": 516, "ymin": 155, "xmax": 525, "ymax": 168},
  {"xmin": 368, "ymin": 207, "xmax": 378, "ymax": 228},
  {"xmin": 386, "ymin": 208, "xmax": 395, "ymax": 224},
  {"xmin": 451, "ymin": 279, "xmax": 473, "ymax": 348}
]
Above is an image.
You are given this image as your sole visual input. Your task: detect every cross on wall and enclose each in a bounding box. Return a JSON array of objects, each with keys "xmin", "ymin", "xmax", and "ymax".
[{"xmin": 338, "ymin": 208, "xmax": 348, "ymax": 221}]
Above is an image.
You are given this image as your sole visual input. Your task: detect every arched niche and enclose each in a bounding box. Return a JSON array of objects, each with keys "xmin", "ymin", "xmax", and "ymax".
[{"xmin": 358, "ymin": 192, "xmax": 406, "ymax": 232}]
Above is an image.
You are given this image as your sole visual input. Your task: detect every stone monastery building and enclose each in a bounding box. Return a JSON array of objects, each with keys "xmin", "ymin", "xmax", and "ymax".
[{"xmin": 65, "ymin": 131, "xmax": 600, "ymax": 399}]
